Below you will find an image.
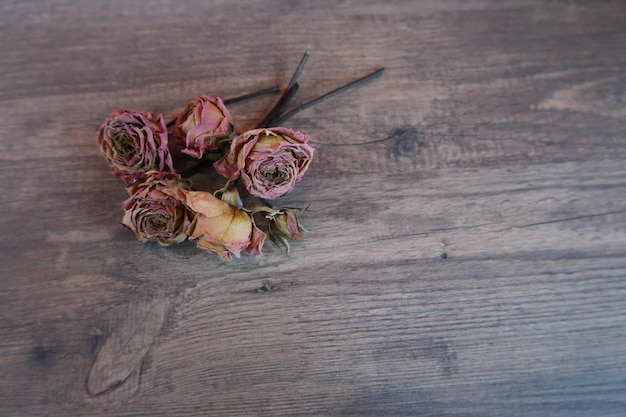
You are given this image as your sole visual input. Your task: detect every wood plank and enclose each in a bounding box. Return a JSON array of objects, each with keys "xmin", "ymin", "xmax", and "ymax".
[{"xmin": 1, "ymin": 1, "xmax": 625, "ymax": 416}]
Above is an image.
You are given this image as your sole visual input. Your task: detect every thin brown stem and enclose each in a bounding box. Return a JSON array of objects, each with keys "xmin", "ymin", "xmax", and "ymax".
[
  {"xmin": 223, "ymin": 85, "xmax": 280, "ymax": 105},
  {"xmin": 256, "ymin": 51, "xmax": 310, "ymax": 128},
  {"xmin": 180, "ymin": 159, "xmax": 211, "ymax": 178},
  {"xmin": 270, "ymin": 68, "xmax": 385, "ymax": 126},
  {"xmin": 257, "ymin": 82, "xmax": 300, "ymax": 128}
]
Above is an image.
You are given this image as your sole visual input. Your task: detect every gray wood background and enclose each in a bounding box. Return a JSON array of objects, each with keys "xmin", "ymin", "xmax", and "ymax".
[{"xmin": 1, "ymin": 1, "xmax": 625, "ymax": 416}]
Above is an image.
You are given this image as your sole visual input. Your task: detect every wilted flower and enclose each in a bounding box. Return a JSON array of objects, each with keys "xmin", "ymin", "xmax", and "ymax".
[
  {"xmin": 213, "ymin": 127, "xmax": 314, "ymax": 199},
  {"xmin": 121, "ymin": 171, "xmax": 191, "ymax": 246},
  {"xmin": 98, "ymin": 109, "xmax": 174, "ymax": 186},
  {"xmin": 184, "ymin": 190, "xmax": 266, "ymax": 260},
  {"xmin": 174, "ymin": 96, "xmax": 234, "ymax": 159},
  {"xmin": 271, "ymin": 209, "xmax": 303, "ymax": 240}
]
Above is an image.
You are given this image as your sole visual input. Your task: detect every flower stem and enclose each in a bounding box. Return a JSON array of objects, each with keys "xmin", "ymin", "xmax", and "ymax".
[
  {"xmin": 256, "ymin": 82, "xmax": 300, "ymax": 128},
  {"xmin": 180, "ymin": 159, "xmax": 211, "ymax": 178},
  {"xmin": 286, "ymin": 51, "xmax": 310, "ymax": 91},
  {"xmin": 223, "ymin": 85, "xmax": 280, "ymax": 105},
  {"xmin": 257, "ymin": 51, "xmax": 310, "ymax": 128},
  {"xmin": 270, "ymin": 67, "xmax": 385, "ymax": 126}
]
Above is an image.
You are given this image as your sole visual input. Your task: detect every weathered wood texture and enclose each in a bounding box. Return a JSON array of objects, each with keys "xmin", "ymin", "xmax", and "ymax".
[{"xmin": 1, "ymin": 1, "xmax": 626, "ymax": 416}]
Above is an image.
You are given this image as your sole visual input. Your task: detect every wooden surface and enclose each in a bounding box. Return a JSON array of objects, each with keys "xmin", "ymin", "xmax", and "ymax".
[{"xmin": 2, "ymin": 1, "xmax": 626, "ymax": 415}]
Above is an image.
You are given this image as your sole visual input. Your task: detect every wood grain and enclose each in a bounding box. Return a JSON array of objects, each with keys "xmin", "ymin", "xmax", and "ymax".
[{"xmin": 1, "ymin": 1, "xmax": 625, "ymax": 416}]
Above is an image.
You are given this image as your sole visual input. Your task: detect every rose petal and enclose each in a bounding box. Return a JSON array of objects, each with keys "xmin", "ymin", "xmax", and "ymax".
[{"xmin": 213, "ymin": 127, "xmax": 314, "ymax": 199}]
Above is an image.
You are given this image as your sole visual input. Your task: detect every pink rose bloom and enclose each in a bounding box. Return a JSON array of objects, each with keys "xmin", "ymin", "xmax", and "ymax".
[
  {"xmin": 121, "ymin": 171, "xmax": 191, "ymax": 246},
  {"xmin": 213, "ymin": 127, "xmax": 314, "ymax": 199},
  {"xmin": 174, "ymin": 96, "xmax": 234, "ymax": 159},
  {"xmin": 98, "ymin": 109, "xmax": 174, "ymax": 186},
  {"xmin": 183, "ymin": 190, "xmax": 267, "ymax": 260}
]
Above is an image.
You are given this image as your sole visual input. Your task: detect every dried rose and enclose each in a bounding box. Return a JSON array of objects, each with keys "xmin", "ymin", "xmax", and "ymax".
[
  {"xmin": 121, "ymin": 171, "xmax": 191, "ymax": 246},
  {"xmin": 98, "ymin": 109, "xmax": 174, "ymax": 186},
  {"xmin": 184, "ymin": 190, "xmax": 266, "ymax": 260},
  {"xmin": 213, "ymin": 127, "xmax": 314, "ymax": 199},
  {"xmin": 271, "ymin": 210, "xmax": 303, "ymax": 240},
  {"xmin": 174, "ymin": 96, "xmax": 234, "ymax": 159}
]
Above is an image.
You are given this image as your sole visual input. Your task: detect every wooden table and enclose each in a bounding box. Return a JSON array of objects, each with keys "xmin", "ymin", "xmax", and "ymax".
[{"xmin": 2, "ymin": 1, "xmax": 625, "ymax": 415}]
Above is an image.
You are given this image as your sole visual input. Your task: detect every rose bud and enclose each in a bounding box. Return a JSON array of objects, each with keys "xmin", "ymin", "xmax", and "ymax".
[
  {"xmin": 271, "ymin": 210, "xmax": 303, "ymax": 240},
  {"xmin": 174, "ymin": 96, "xmax": 234, "ymax": 159},
  {"xmin": 121, "ymin": 171, "xmax": 191, "ymax": 246},
  {"xmin": 98, "ymin": 109, "xmax": 174, "ymax": 186},
  {"xmin": 183, "ymin": 190, "xmax": 267, "ymax": 260},
  {"xmin": 213, "ymin": 127, "xmax": 314, "ymax": 199}
]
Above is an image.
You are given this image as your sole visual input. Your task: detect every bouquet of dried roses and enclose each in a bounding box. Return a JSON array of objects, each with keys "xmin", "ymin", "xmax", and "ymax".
[{"xmin": 97, "ymin": 52, "xmax": 382, "ymax": 260}]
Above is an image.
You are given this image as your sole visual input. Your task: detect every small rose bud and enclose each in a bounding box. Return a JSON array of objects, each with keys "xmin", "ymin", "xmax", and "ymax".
[
  {"xmin": 183, "ymin": 190, "xmax": 266, "ymax": 260},
  {"xmin": 121, "ymin": 171, "xmax": 191, "ymax": 246},
  {"xmin": 174, "ymin": 96, "xmax": 234, "ymax": 159},
  {"xmin": 98, "ymin": 109, "xmax": 174, "ymax": 186},
  {"xmin": 213, "ymin": 127, "xmax": 314, "ymax": 199},
  {"xmin": 219, "ymin": 187, "xmax": 243, "ymax": 208},
  {"xmin": 271, "ymin": 210, "xmax": 303, "ymax": 240}
]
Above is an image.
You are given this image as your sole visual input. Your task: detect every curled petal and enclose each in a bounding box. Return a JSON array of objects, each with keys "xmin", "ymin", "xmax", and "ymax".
[
  {"xmin": 98, "ymin": 109, "xmax": 174, "ymax": 186},
  {"xmin": 271, "ymin": 210, "xmax": 303, "ymax": 240},
  {"xmin": 213, "ymin": 127, "xmax": 314, "ymax": 199},
  {"xmin": 174, "ymin": 96, "xmax": 234, "ymax": 159},
  {"xmin": 246, "ymin": 222, "xmax": 268, "ymax": 257},
  {"xmin": 121, "ymin": 171, "xmax": 190, "ymax": 245},
  {"xmin": 183, "ymin": 190, "xmax": 267, "ymax": 260}
]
